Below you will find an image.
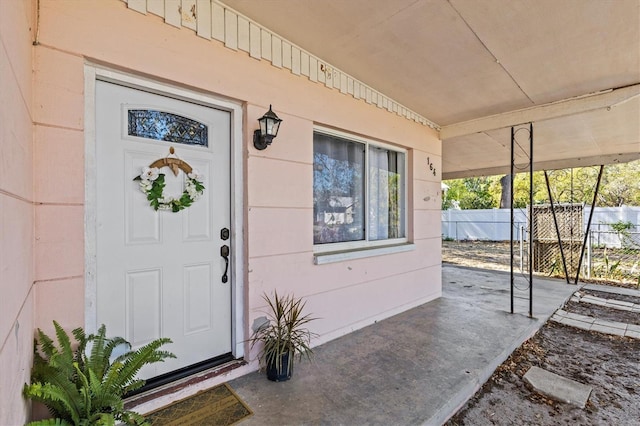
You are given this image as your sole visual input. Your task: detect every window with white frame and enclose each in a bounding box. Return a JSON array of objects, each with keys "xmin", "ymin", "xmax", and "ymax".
[{"xmin": 313, "ymin": 129, "xmax": 406, "ymax": 248}]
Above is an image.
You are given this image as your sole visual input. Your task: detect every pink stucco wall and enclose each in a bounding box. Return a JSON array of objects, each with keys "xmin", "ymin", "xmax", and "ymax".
[
  {"xmin": 1, "ymin": 0, "xmax": 442, "ymax": 419},
  {"xmin": 0, "ymin": 1, "xmax": 36, "ymax": 424}
]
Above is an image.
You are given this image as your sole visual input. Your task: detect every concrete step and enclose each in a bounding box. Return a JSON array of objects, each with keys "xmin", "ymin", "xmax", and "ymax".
[
  {"xmin": 550, "ymin": 309, "xmax": 640, "ymax": 338},
  {"xmin": 524, "ymin": 366, "xmax": 592, "ymax": 409}
]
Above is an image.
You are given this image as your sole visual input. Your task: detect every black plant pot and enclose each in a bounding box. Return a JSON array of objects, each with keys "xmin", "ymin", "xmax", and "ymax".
[{"xmin": 266, "ymin": 352, "xmax": 292, "ymax": 382}]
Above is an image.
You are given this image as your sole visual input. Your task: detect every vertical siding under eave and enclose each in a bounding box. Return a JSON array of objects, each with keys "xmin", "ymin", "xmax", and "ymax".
[
  {"xmin": 147, "ymin": 0, "xmax": 165, "ymax": 17},
  {"xmin": 125, "ymin": 0, "xmax": 147, "ymax": 15},
  {"xmin": 249, "ymin": 23, "xmax": 261, "ymax": 59},
  {"xmin": 271, "ymin": 35, "xmax": 282, "ymax": 68},
  {"xmin": 291, "ymin": 46, "xmax": 301, "ymax": 75},
  {"xmin": 120, "ymin": 0, "xmax": 438, "ymax": 131},
  {"xmin": 180, "ymin": 0, "xmax": 198, "ymax": 31},
  {"xmin": 164, "ymin": 0, "xmax": 182, "ymax": 28},
  {"xmin": 211, "ymin": 2, "xmax": 225, "ymax": 42},
  {"xmin": 237, "ymin": 15, "xmax": 250, "ymax": 52},
  {"xmin": 301, "ymin": 51, "xmax": 310, "ymax": 77},
  {"xmin": 260, "ymin": 29, "xmax": 272, "ymax": 61},
  {"xmin": 196, "ymin": 0, "xmax": 212, "ymax": 39},
  {"xmin": 224, "ymin": 8, "xmax": 238, "ymax": 50},
  {"xmin": 282, "ymin": 41, "xmax": 292, "ymax": 70}
]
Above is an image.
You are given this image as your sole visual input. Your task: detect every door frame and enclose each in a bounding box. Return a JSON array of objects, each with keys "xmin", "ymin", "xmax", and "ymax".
[{"xmin": 84, "ymin": 65, "xmax": 245, "ymax": 360}]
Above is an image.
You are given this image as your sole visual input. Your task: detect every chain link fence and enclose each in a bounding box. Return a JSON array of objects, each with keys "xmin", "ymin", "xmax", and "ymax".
[
  {"xmin": 585, "ymin": 223, "xmax": 640, "ymax": 285},
  {"xmin": 442, "ymin": 207, "xmax": 640, "ymax": 286}
]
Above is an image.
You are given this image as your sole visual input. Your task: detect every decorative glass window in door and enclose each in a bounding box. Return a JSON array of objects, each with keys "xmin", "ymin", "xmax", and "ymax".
[{"xmin": 127, "ymin": 109, "xmax": 208, "ymax": 146}]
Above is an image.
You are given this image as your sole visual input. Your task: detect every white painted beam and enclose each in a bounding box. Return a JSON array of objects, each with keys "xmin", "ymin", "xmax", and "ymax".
[
  {"xmin": 443, "ymin": 152, "xmax": 640, "ymax": 180},
  {"xmin": 441, "ymin": 84, "xmax": 640, "ymax": 140}
]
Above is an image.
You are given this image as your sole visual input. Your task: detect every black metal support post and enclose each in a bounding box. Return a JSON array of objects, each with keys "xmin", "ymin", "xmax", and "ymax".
[
  {"xmin": 528, "ymin": 123, "xmax": 533, "ymax": 317},
  {"xmin": 510, "ymin": 123, "xmax": 533, "ymax": 317},
  {"xmin": 575, "ymin": 165, "xmax": 604, "ymax": 284},
  {"xmin": 510, "ymin": 127, "xmax": 515, "ymax": 314}
]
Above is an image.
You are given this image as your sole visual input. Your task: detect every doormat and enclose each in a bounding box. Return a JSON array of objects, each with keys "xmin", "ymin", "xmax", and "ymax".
[{"xmin": 145, "ymin": 383, "xmax": 253, "ymax": 425}]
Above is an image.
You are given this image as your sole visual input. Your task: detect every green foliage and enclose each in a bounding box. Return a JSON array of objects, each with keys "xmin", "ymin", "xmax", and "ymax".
[
  {"xmin": 597, "ymin": 160, "xmax": 640, "ymax": 206},
  {"xmin": 133, "ymin": 173, "xmax": 205, "ymax": 212},
  {"xmin": 511, "ymin": 172, "xmax": 548, "ymax": 208},
  {"xmin": 459, "ymin": 177, "xmax": 496, "ymax": 209},
  {"xmin": 146, "ymin": 174, "xmax": 166, "ymax": 211},
  {"xmin": 592, "ymin": 248, "xmax": 622, "ymax": 281},
  {"xmin": 611, "ymin": 220, "xmax": 634, "ymax": 233},
  {"xmin": 248, "ymin": 291, "xmax": 317, "ymax": 377},
  {"xmin": 23, "ymin": 321, "xmax": 175, "ymax": 426},
  {"xmin": 173, "ymin": 177, "xmax": 204, "ymax": 212},
  {"xmin": 442, "ymin": 177, "xmax": 500, "ymax": 209},
  {"xmin": 442, "ymin": 160, "xmax": 640, "ymax": 210},
  {"xmin": 609, "ymin": 220, "xmax": 639, "ymax": 250}
]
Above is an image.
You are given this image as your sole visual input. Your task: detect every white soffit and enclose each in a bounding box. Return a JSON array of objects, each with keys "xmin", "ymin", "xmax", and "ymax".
[
  {"xmin": 222, "ymin": 0, "xmax": 640, "ymax": 124},
  {"xmin": 443, "ymin": 95, "xmax": 640, "ymax": 179},
  {"xmin": 221, "ymin": 0, "xmax": 640, "ymax": 174},
  {"xmin": 128, "ymin": 0, "xmax": 640, "ymax": 174}
]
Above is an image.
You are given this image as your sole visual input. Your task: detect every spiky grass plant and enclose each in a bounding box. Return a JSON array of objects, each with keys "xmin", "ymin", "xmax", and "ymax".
[
  {"xmin": 249, "ymin": 291, "xmax": 317, "ymax": 380},
  {"xmin": 23, "ymin": 321, "xmax": 175, "ymax": 425}
]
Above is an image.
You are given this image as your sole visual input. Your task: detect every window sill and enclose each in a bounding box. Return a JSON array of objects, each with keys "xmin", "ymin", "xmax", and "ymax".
[{"xmin": 313, "ymin": 243, "xmax": 415, "ymax": 265}]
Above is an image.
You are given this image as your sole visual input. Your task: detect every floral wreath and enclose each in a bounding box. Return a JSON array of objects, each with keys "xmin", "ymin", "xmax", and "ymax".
[{"xmin": 133, "ymin": 149, "xmax": 205, "ymax": 212}]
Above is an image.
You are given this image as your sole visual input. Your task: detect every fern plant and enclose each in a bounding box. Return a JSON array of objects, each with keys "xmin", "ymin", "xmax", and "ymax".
[{"xmin": 23, "ymin": 321, "xmax": 175, "ymax": 425}]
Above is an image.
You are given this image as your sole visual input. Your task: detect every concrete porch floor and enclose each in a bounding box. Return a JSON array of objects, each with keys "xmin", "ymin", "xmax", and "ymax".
[{"xmin": 229, "ymin": 265, "xmax": 577, "ymax": 425}]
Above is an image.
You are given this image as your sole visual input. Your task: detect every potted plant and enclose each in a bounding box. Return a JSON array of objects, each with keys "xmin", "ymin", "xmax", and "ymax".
[
  {"xmin": 249, "ymin": 291, "xmax": 317, "ymax": 381},
  {"xmin": 23, "ymin": 321, "xmax": 175, "ymax": 425}
]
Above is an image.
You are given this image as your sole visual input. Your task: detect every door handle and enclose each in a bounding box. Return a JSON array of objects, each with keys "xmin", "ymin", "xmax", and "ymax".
[{"xmin": 220, "ymin": 245, "xmax": 229, "ymax": 283}]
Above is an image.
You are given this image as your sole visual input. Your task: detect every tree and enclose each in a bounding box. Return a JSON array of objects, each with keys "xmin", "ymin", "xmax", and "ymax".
[
  {"xmin": 442, "ymin": 177, "xmax": 499, "ymax": 210},
  {"xmin": 499, "ymin": 175, "xmax": 511, "ymax": 208},
  {"xmin": 512, "ymin": 171, "xmax": 548, "ymax": 207},
  {"xmin": 597, "ymin": 161, "xmax": 640, "ymax": 206},
  {"xmin": 442, "ymin": 160, "xmax": 640, "ymax": 210}
]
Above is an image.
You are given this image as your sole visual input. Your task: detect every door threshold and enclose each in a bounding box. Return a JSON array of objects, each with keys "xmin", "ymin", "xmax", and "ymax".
[{"xmin": 124, "ymin": 359, "xmax": 246, "ymax": 409}]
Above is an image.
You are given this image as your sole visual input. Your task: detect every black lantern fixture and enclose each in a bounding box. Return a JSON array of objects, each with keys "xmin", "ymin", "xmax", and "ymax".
[{"xmin": 253, "ymin": 105, "xmax": 282, "ymax": 150}]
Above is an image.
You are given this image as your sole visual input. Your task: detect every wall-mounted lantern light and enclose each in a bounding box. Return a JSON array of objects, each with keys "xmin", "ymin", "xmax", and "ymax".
[{"xmin": 253, "ymin": 105, "xmax": 282, "ymax": 150}]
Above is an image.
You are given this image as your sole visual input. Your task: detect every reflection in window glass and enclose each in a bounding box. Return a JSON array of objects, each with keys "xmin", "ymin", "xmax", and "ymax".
[
  {"xmin": 369, "ymin": 147, "xmax": 405, "ymax": 240},
  {"xmin": 313, "ymin": 133, "xmax": 365, "ymax": 244},
  {"xmin": 128, "ymin": 110, "xmax": 208, "ymax": 146}
]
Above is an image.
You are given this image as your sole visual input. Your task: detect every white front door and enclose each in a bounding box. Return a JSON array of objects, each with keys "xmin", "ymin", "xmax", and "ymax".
[{"xmin": 95, "ymin": 81, "xmax": 232, "ymax": 379}]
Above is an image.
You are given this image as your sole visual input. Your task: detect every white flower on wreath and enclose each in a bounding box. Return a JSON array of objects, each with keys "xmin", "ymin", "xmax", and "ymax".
[
  {"xmin": 138, "ymin": 180, "xmax": 153, "ymax": 192},
  {"xmin": 188, "ymin": 169, "xmax": 203, "ymax": 181},
  {"xmin": 141, "ymin": 167, "xmax": 160, "ymax": 181},
  {"xmin": 187, "ymin": 188, "xmax": 197, "ymax": 198}
]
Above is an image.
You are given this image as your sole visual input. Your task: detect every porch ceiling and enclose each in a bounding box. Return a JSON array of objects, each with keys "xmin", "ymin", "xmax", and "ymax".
[{"xmin": 222, "ymin": 0, "xmax": 640, "ymax": 179}]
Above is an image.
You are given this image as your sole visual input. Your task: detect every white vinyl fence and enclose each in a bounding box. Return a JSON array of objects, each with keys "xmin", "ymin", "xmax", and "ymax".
[
  {"xmin": 442, "ymin": 206, "xmax": 640, "ymax": 248},
  {"xmin": 442, "ymin": 206, "xmax": 640, "ymax": 284}
]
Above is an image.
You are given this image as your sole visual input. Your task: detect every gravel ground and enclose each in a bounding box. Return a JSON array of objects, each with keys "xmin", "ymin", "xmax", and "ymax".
[
  {"xmin": 443, "ymin": 240, "xmax": 640, "ymax": 425},
  {"xmin": 446, "ymin": 320, "xmax": 640, "ymax": 425},
  {"xmin": 442, "ymin": 240, "xmax": 639, "ymax": 289}
]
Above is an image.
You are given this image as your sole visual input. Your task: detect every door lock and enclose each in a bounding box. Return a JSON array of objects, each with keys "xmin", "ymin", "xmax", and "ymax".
[{"xmin": 221, "ymin": 227, "xmax": 230, "ymax": 241}]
